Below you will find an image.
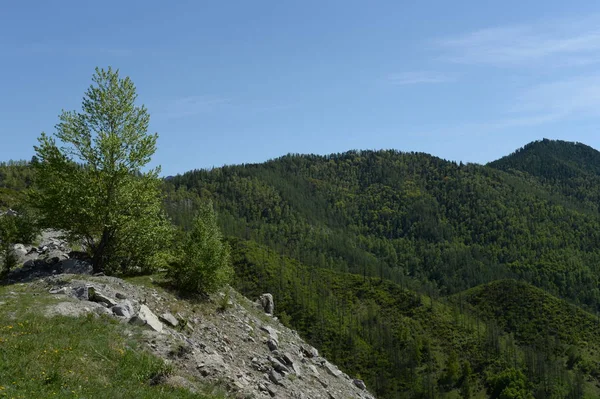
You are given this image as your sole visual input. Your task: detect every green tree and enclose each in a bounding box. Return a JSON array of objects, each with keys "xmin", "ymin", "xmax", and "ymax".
[
  {"xmin": 0, "ymin": 213, "xmax": 18, "ymax": 276},
  {"xmin": 30, "ymin": 67, "xmax": 172, "ymax": 274},
  {"xmin": 169, "ymin": 201, "xmax": 233, "ymax": 294}
]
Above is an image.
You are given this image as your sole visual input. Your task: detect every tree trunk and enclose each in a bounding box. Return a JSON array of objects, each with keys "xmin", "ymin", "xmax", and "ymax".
[{"xmin": 91, "ymin": 229, "xmax": 110, "ymax": 273}]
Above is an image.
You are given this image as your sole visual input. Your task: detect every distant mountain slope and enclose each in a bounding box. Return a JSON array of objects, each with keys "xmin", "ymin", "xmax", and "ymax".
[
  {"xmin": 232, "ymin": 240, "xmax": 598, "ymax": 398},
  {"xmin": 489, "ymin": 138, "xmax": 600, "ymax": 210},
  {"xmin": 459, "ymin": 279, "xmax": 600, "ymax": 347},
  {"xmin": 165, "ymin": 148, "xmax": 600, "ymax": 311}
]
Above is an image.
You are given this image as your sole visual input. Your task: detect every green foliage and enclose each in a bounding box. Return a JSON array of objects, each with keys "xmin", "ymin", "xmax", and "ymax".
[
  {"xmin": 30, "ymin": 67, "xmax": 172, "ymax": 274},
  {"xmin": 165, "ymin": 148, "xmax": 600, "ymax": 311},
  {"xmin": 490, "ymin": 138, "xmax": 600, "ymax": 211},
  {"xmin": 0, "ymin": 207, "xmax": 39, "ymax": 276},
  {"xmin": 486, "ymin": 368, "xmax": 533, "ymax": 399},
  {"xmin": 0, "ymin": 214, "xmax": 18, "ymax": 276},
  {"xmin": 169, "ymin": 201, "xmax": 233, "ymax": 294}
]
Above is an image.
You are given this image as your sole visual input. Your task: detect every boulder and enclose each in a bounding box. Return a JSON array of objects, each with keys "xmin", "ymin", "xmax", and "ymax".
[
  {"xmin": 12, "ymin": 244, "xmax": 28, "ymax": 256},
  {"xmin": 88, "ymin": 287, "xmax": 117, "ymax": 307},
  {"xmin": 268, "ymin": 369, "xmax": 283, "ymax": 385},
  {"xmin": 323, "ymin": 361, "xmax": 343, "ymax": 378},
  {"xmin": 266, "ymin": 339, "xmax": 278, "ymax": 351},
  {"xmin": 73, "ymin": 285, "xmax": 90, "ymax": 300},
  {"xmin": 300, "ymin": 344, "xmax": 319, "ymax": 358},
  {"xmin": 258, "ymin": 293, "xmax": 274, "ymax": 314},
  {"xmin": 112, "ymin": 300, "xmax": 134, "ymax": 318},
  {"xmin": 59, "ymin": 259, "xmax": 93, "ymax": 275},
  {"xmin": 159, "ymin": 313, "xmax": 179, "ymax": 327},
  {"xmin": 353, "ymin": 379, "xmax": 367, "ymax": 390},
  {"xmin": 260, "ymin": 325, "xmax": 279, "ymax": 343},
  {"xmin": 269, "ymin": 356, "xmax": 290, "ymax": 374},
  {"xmin": 130, "ymin": 304, "xmax": 163, "ymax": 332}
]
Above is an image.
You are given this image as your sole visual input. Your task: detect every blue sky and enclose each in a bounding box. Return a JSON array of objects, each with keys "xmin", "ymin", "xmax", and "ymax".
[{"xmin": 2, "ymin": 1, "xmax": 600, "ymax": 175}]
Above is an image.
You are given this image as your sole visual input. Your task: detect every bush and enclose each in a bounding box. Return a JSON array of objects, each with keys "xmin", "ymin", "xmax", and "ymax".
[
  {"xmin": 0, "ymin": 207, "xmax": 39, "ymax": 276},
  {"xmin": 169, "ymin": 201, "xmax": 233, "ymax": 295}
]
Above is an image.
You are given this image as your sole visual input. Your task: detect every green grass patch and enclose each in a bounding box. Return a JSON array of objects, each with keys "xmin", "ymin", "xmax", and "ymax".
[{"xmin": 0, "ymin": 285, "xmax": 216, "ymax": 399}]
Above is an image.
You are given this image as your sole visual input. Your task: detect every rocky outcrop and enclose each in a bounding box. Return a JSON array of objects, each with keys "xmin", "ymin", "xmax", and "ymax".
[
  {"xmin": 258, "ymin": 293, "xmax": 274, "ymax": 315},
  {"xmin": 37, "ymin": 272, "xmax": 375, "ymax": 399},
  {"xmin": 6, "ymin": 230, "xmax": 92, "ymax": 281},
  {"xmin": 9, "ymin": 230, "xmax": 374, "ymax": 398}
]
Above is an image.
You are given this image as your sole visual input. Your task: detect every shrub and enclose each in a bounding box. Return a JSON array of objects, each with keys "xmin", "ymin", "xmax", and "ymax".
[{"xmin": 169, "ymin": 201, "xmax": 233, "ymax": 295}]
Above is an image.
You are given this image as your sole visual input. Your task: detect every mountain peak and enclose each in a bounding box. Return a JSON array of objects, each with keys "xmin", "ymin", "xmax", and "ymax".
[{"xmin": 489, "ymin": 138, "xmax": 600, "ymax": 176}]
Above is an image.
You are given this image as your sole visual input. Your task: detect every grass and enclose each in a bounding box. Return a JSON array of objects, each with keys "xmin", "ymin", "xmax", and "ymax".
[{"xmin": 0, "ymin": 284, "xmax": 220, "ymax": 399}]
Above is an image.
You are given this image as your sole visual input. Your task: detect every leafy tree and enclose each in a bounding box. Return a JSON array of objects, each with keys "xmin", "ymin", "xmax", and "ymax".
[
  {"xmin": 30, "ymin": 67, "xmax": 172, "ymax": 274},
  {"xmin": 0, "ymin": 213, "xmax": 19, "ymax": 276},
  {"xmin": 169, "ymin": 201, "xmax": 233, "ymax": 294}
]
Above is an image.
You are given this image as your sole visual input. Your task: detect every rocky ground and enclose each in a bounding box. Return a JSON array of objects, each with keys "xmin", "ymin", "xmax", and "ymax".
[{"xmin": 3, "ymin": 231, "xmax": 376, "ymax": 399}]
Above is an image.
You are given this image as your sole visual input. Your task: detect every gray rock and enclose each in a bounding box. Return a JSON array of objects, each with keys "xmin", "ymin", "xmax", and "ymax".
[
  {"xmin": 301, "ymin": 344, "xmax": 319, "ymax": 358},
  {"xmin": 112, "ymin": 300, "xmax": 134, "ymax": 318},
  {"xmin": 281, "ymin": 352, "xmax": 295, "ymax": 366},
  {"xmin": 353, "ymin": 379, "xmax": 367, "ymax": 390},
  {"xmin": 73, "ymin": 285, "xmax": 89, "ymax": 300},
  {"xmin": 88, "ymin": 287, "xmax": 117, "ymax": 308},
  {"xmin": 12, "ymin": 244, "xmax": 28, "ymax": 256},
  {"xmin": 159, "ymin": 313, "xmax": 179, "ymax": 327},
  {"xmin": 266, "ymin": 338, "xmax": 278, "ymax": 351},
  {"xmin": 268, "ymin": 369, "xmax": 283, "ymax": 385},
  {"xmin": 269, "ymin": 356, "xmax": 290, "ymax": 374},
  {"xmin": 49, "ymin": 287, "xmax": 68, "ymax": 295},
  {"xmin": 258, "ymin": 293, "xmax": 274, "ymax": 314},
  {"xmin": 323, "ymin": 361, "xmax": 342, "ymax": 378},
  {"xmin": 260, "ymin": 325, "xmax": 279, "ymax": 343},
  {"xmin": 267, "ymin": 384, "xmax": 278, "ymax": 396},
  {"xmin": 129, "ymin": 304, "xmax": 163, "ymax": 332},
  {"xmin": 59, "ymin": 259, "xmax": 93, "ymax": 275},
  {"xmin": 115, "ymin": 292, "xmax": 127, "ymax": 299}
]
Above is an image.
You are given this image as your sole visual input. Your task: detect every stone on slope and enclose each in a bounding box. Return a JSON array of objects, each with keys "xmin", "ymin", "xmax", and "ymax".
[
  {"xmin": 159, "ymin": 312, "xmax": 179, "ymax": 327},
  {"xmin": 88, "ymin": 287, "xmax": 117, "ymax": 307},
  {"xmin": 353, "ymin": 379, "xmax": 367, "ymax": 390},
  {"xmin": 260, "ymin": 325, "xmax": 279, "ymax": 343},
  {"xmin": 300, "ymin": 344, "xmax": 319, "ymax": 358},
  {"xmin": 323, "ymin": 361, "xmax": 343, "ymax": 378},
  {"xmin": 112, "ymin": 300, "xmax": 134, "ymax": 318},
  {"xmin": 266, "ymin": 338, "xmax": 278, "ymax": 351},
  {"xmin": 59, "ymin": 259, "xmax": 93, "ymax": 275},
  {"xmin": 258, "ymin": 293, "xmax": 274, "ymax": 314},
  {"xmin": 130, "ymin": 304, "xmax": 163, "ymax": 332}
]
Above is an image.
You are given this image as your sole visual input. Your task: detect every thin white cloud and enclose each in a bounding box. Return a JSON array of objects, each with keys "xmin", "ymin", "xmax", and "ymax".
[
  {"xmin": 386, "ymin": 71, "xmax": 451, "ymax": 85},
  {"xmin": 513, "ymin": 75, "xmax": 600, "ymax": 118},
  {"xmin": 412, "ymin": 74, "xmax": 600, "ymax": 140},
  {"xmin": 437, "ymin": 16, "xmax": 600, "ymax": 67}
]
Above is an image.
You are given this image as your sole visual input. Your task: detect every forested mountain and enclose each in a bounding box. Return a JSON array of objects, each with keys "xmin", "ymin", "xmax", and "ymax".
[
  {"xmin": 0, "ymin": 160, "xmax": 34, "ymax": 208},
  {"xmin": 161, "ymin": 140, "xmax": 600, "ymax": 398},
  {"xmin": 165, "ymin": 145, "xmax": 600, "ymax": 310},
  {"xmin": 6, "ymin": 139, "xmax": 600, "ymax": 397},
  {"xmin": 489, "ymin": 138, "xmax": 600, "ymax": 211}
]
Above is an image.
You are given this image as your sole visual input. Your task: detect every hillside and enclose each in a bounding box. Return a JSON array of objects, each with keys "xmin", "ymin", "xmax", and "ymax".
[
  {"xmin": 165, "ymin": 146, "xmax": 600, "ymax": 310},
  {"xmin": 229, "ymin": 239, "xmax": 599, "ymax": 398},
  {"xmin": 0, "ymin": 233, "xmax": 373, "ymax": 399},
  {"xmin": 5, "ymin": 139, "xmax": 600, "ymax": 398},
  {"xmin": 489, "ymin": 139, "xmax": 600, "ymax": 211}
]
